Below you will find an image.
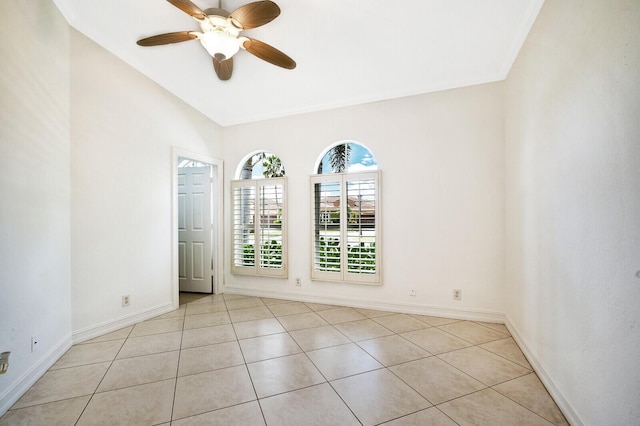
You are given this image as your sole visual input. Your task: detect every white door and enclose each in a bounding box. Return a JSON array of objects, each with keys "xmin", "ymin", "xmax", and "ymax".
[{"xmin": 178, "ymin": 166, "xmax": 212, "ymax": 293}]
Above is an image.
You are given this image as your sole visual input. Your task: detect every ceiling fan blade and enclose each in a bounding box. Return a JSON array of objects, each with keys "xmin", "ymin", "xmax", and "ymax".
[
  {"xmin": 166, "ymin": 0, "xmax": 206, "ymax": 19},
  {"xmin": 243, "ymin": 38, "xmax": 296, "ymax": 69},
  {"xmin": 230, "ymin": 1, "xmax": 280, "ymax": 30},
  {"xmin": 137, "ymin": 31, "xmax": 198, "ymax": 46},
  {"xmin": 213, "ymin": 57, "xmax": 233, "ymax": 81}
]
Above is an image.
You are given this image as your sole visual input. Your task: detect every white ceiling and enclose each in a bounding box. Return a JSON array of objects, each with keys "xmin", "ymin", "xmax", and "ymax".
[{"xmin": 53, "ymin": 0, "xmax": 544, "ymax": 127}]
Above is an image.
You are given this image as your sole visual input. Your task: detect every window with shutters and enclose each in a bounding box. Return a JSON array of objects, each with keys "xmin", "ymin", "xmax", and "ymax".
[
  {"xmin": 311, "ymin": 142, "xmax": 380, "ymax": 284},
  {"xmin": 232, "ymin": 152, "xmax": 287, "ymax": 277}
]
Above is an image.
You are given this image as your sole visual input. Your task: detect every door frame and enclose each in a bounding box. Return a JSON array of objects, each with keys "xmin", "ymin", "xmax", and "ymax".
[{"xmin": 172, "ymin": 147, "xmax": 224, "ymax": 308}]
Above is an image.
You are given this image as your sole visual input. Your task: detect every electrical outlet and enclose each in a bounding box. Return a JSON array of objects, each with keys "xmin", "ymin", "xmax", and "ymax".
[
  {"xmin": 122, "ymin": 295, "xmax": 130, "ymax": 307},
  {"xmin": 31, "ymin": 336, "xmax": 38, "ymax": 353},
  {"xmin": 453, "ymin": 289, "xmax": 462, "ymax": 300},
  {"xmin": 409, "ymin": 288, "xmax": 416, "ymax": 296},
  {"xmin": 295, "ymin": 277, "xmax": 301, "ymax": 287}
]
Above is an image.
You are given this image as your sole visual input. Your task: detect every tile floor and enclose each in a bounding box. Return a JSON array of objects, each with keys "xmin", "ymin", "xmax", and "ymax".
[{"xmin": 1, "ymin": 294, "xmax": 568, "ymax": 425}]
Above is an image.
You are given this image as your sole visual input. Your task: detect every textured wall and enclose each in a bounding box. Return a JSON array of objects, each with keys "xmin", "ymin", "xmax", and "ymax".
[
  {"xmin": 504, "ymin": 1, "xmax": 640, "ymax": 424},
  {"xmin": 0, "ymin": 0, "xmax": 72, "ymax": 413},
  {"xmin": 223, "ymin": 82, "xmax": 505, "ymax": 319}
]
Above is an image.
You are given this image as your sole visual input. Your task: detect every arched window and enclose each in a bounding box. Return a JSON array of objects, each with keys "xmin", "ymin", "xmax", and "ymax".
[
  {"xmin": 237, "ymin": 151, "xmax": 286, "ymax": 179},
  {"xmin": 316, "ymin": 142, "xmax": 378, "ymax": 174},
  {"xmin": 232, "ymin": 151, "xmax": 287, "ymax": 278},
  {"xmin": 311, "ymin": 142, "xmax": 380, "ymax": 284}
]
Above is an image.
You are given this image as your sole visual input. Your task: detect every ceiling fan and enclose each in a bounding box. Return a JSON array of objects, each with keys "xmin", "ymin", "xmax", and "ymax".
[{"xmin": 136, "ymin": 0, "xmax": 296, "ymax": 80}]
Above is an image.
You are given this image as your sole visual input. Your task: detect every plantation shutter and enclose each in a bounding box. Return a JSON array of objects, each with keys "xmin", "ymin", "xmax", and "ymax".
[
  {"xmin": 311, "ymin": 171, "xmax": 380, "ymax": 284},
  {"xmin": 232, "ymin": 178, "xmax": 287, "ymax": 277}
]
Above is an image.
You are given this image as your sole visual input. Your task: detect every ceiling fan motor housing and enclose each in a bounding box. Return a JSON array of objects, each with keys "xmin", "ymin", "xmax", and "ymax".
[{"xmin": 197, "ymin": 12, "xmax": 241, "ymax": 61}]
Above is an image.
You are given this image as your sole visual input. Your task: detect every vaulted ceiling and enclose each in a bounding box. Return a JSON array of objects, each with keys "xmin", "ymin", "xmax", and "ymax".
[{"xmin": 53, "ymin": 0, "xmax": 544, "ymax": 126}]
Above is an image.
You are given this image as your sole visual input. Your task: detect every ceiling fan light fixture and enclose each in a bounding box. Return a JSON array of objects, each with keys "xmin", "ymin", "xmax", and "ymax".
[
  {"xmin": 199, "ymin": 31, "xmax": 240, "ymax": 61},
  {"xmin": 137, "ymin": 0, "xmax": 295, "ymax": 80}
]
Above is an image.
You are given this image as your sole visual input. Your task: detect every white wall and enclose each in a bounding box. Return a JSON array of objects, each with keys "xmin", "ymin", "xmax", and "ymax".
[
  {"xmin": 223, "ymin": 83, "xmax": 505, "ymax": 319},
  {"xmin": 504, "ymin": 1, "xmax": 640, "ymax": 424},
  {"xmin": 0, "ymin": 0, "xmax": 73, "ymax": 413},
  {"xmin": 70, "ymin": 30, "xmax": 224, "ymax": 337}
]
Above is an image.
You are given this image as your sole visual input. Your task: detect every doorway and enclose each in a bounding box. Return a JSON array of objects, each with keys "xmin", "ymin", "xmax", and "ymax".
[{"xmin": 172, "ymin": 149, "xmax": 223, "ymax": 306}]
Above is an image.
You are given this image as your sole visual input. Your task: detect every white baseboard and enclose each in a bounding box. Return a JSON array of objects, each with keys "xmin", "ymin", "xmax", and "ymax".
[
  {"xmin": 505, "ymin": 315, "xmax": 583, "ymax": 426},
  {"xmin": 223, "ymin": 287, "xmax": 505, "ymax": 323},
  {"xmin": 0, "ymin": 302, "xmax": 177, "ymax": 417},
  {"xmin": 227, "ymin": 287, "xmax": 584, "ymax": 423},
  {"xmin": 0, "ymin": 335, "xmax": 72, "ymax": 416},
  {"xmin": 72, "ymin": 302, "xmax": 175, "ymax": 344}
]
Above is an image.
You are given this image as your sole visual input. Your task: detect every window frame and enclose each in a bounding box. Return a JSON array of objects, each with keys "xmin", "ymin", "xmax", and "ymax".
[
  {"xmin": 231, "ymin": 177, "xmax": 287, "ymax": 278},
  {"xmin": 310, "ymin": 171, "xmax": 381, "ymax": 285}
]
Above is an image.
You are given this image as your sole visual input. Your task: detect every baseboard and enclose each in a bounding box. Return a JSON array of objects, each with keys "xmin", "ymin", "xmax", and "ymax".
[
  {"xmin": 72, "ymin": 302, "xmax": 175, "ymax": 344},
  {"xmin": 223, "ymin": 287, "xmax": 505, "ymax": 323},
  {"xmin": 505, "ymin": 315, "xmax": 583, "ymax": 426},
  {"xmin": 0, "ymin": 335, "xmax": 72, "ymax": 417},
  {"xmin": 0, "ymin": 302, "xmax": 177, "ymax": 417}
]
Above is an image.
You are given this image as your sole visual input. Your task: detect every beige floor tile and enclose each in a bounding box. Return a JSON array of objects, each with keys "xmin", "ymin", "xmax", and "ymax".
[
  {"xmin": 373, "ymin": 313, "xmax": 432, "ymax": 333},
  {"xmin": 77, "ymin": 379, "xmax": 175, "ymax": 426},
  {"xmin": 185, "ymin": 301, "xmax": 227, "ymax": 316},
  {"xmin": 261, "ymin": 297, "xmax": 293, "ymax": 306},
  {"xmin": 238, "ymin": 332, "xmax": 302, "ymax": 363},
  {"xmin": 181, "ymin": 324, "xmax": 237, "ymax": 349},
  {"xmin": 316, "ymin": 307, "xmax": 366, "ymax": 324},
  {"xmin": 306, "ymin": 343, "xmax": 383, "ymax": 380},
  {"xmin": 2, "ymin": 297, "xmax": 568, "ymax": 426},
  {"xmin": 476, "ymin": 321, "xmax": 510, "ymax": 335},
  {"xmin": 172, "ymin": 366, "xmax": 256, "ymax": 420},
  {"xmin": 276, "ymin": 312, "xmax": 329, "ymax": 331},
  {"xmin": 225, "ymin": 297, "xmax": 265, "ymax": 310},
  {"xmin": 390, "ymin": 356, "xmax": 486, "ymax": 404},
  {"xmin": 228, "ymin": 306, "xmax": 274, "ymax": 323},
  {"xmin": 260, "ymin": 383, "xmax": 360, "ymax": 426},
  {"xmin": 289, "ymin": 325, "xmax": 351, "ymax": 351},
  {"xmin": 438, "ymin": 321, "xmax": 508, "ymax": 345},
  {"xmin": 268, "ymin": 301, "xmax": 312, "ymax": 316},
  {"xmin": 97, "ymin": 351, "xmax": 179, "ymax": 392},
  {"xmin": 332, "ymin": 369, "xmax": 431, "ymax": 426},
  {"xmin": 493, "ymin": 373, "xmax": 569, "ymax": 425},
  {"xmin": 247, "ymin": 353, "xmax": 325, "ymax": 398},
  {"xmin": 232, "ymin": 317, "xmax": 286, "ymax": 339},
  {"xmin": 355, "ymin": 307, "xmax": 395, "ymax": 318},
  {"xmin": 11, "ymin": 362, "xmax": 110, "ymax": 409},
  {"xmin": 116, "ymin": 331, "xmax": 182, "ymax": 359},
  {"xmin": 303, "ymin": 302, "xmax": 342, "ymax": 311},
  {"xmin": 172, "ymin": 401, "xmax": 265, "ymax": 426},
  {"xmin": 401, "ymin": 327, "xmax": 473, "ymax": 354},
  {"xmin": 195, "ymin": 294, "xmax": 225, "ymax": 303},
  {"xmin": 334, "ymin": 319, "xmax": 395, "ymax": 341},
  {"xmin": 183, "ymin": 311, "xmax": 231, "ymax": 329},
  {"xmin": 381, "ymin": 407, "xmax": 458, "ymax": 426},
  {"xmin": 51, "ymin": 340, "xmax": 124, "ymax": 369},
  {"xmin": 411, "ymin": 315, "xmax": 460, "ymax": 326},
  {"xmin": 0, "ymin": 396, "xmax": 90, "ymax": 426},
  {"xmin": 438, "ymin": 346, "xmax": 531, "ymax": 386},
  {"xmin": 178, "ymin": 341, "xmax": 244, "ymax": 376},
  {"xmin": 223, "ymin": 294, "xmax": 250, "ymax": 300},
  {"xmin": 438, "ymin": 388, "xmax": 553, "ymax": 425},
  {"xmin": 357, "ymin": 334, "xmax": 430, "ymax": 366},
  {"xmin": 80, "ymin": 326, "xmax": 132, "ymax": 344},
  {"xmin": 153, "ymin": 307, "xmax": 186, "ymax": 320},
  {"xmin": 130, "ymin": 317, "xmax": 184, "ymax": 337},
  {"xmin": 479, "ymin": 337, "xmax": 532, "ymax": 369}
]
